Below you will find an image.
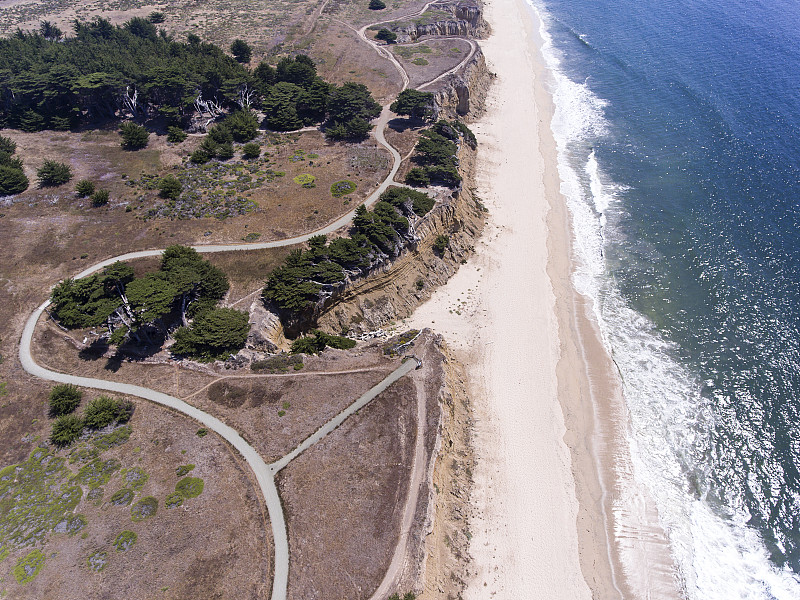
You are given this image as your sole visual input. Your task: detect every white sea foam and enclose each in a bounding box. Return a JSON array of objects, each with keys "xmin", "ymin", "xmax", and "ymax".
[{"xmin": 527, "ymin": 0, "xmax": 800, "ymax": 597}]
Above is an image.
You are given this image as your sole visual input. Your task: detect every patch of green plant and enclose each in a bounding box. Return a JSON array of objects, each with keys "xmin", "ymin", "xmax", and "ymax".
[
  {"xmin": 383, "ymin": 329, "xmax": 420, "ymax": 356},
  {"xmin": 167, "ymin": 126, "xmax": 187, "ymax": 143},
  {"xmin": 130, "ymin": 497, "xmax": 158, "ymax": 522},
  {"xmin": 176, "ymin": 464, "xmax": 195, "ymax": 477},
  {"xmin": 165, "ymin": 492, "xmax": 183, "ymax": 508},
  {"xmin": 13, "ymin": 549, "xmax": 45, "ymax": 584},
  {"xmin": 196, "ymin": 428, "xmax": 208, "ymax": 437},
  {"xmin": 412, "ymin": 58, "xmax": 429, "ymax": 66},
  {"xmin": 73, "ymin": 458, "xmax": 121, "ymax": 488},
  {"xmin": 380, "ymin": 186, "xmax": 435, "ymax": 216},
  {"xmin": 113, "ymin": 530, "xmax": 137, "ymax": 552},
  {"xmin": 110, "ymin": 488, "xmax": 134, "ymax": 506},
  {"xmin": 122, "ymin": 467, "xmax": 148, "ymax": 490},
  {"xmin": 293, "ymin": 173, "xmax": 316, "ymax": 188},
  {"xmin": 53, "ymin": 513, "xmax": 86, "ymax": 535},
  {"xmin": 86, "ymin": 487, "xmax": 104, "ymax": 505},
  {"xmin": 92, "ymin": 425, "xmax": 132, "ymax": 451},
  {"xmin": 433, "ymin": 234, "xmax": 449, "ymax": 254},
  {"xmin": 75, "ymin": 179, "xmax": 95, "ymax": 198},
  {"xmin": 91, "ymin": 189, "xmax": 109, "ymax": 207},
  {"xmin": 37, "ymin": 160, "xmax": 72, "ymax": 187},
  {"xmin": 84, "ymin": 396, "xmax": 132, "ymax": 430},
  {"xmin": 0, "ymin": 545, "xmax": 9, "ymax": 562},
  {"xmin": 242, "ymin": 232, "xmax": 261, "ymax": 242},
  {"xmin": 175, "ymin": 477, "xmax": 204, "ymax": 499},
  {"xmin": 87, "ymin": 550, "xmax": 107, "ymax": 572},
  {"xmin": 290, "ymin": 330, "xmax": 356, "ymax": 354},
  {"xmin": 330, "ymin": 179, "xmax": 356, "ymax": 197},
  {"xmin": 250, "ymin": 354, "xmax": 303, "ymax": 373}
]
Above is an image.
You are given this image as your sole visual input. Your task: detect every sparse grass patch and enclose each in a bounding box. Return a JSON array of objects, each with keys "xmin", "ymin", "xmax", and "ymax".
[
  {"xmin": 411, "ymin": 58, "xmax": 429, "ymax": 66},
  {"xmin": 14, "ymin": 549, "xmax": 45, "ymax": 584},
  {"xmin": 122, "ymin": 467, "xmax": 148, "ymax": 490},
  {"xmin": 73, "ymin": 458, "xmax": 120, "ymax": 488},
  {"xmin": 250, "ymin": 354, "xmax": 303, "ymax": 373},
  {"xmin": 110, "ymin": 488, "xmax": 134, "ymax": 506},
  {"xmin": 165, "ymin": 492, "xmax": 183, "ymax": 509},
  {"xmin": 87, "ymin": 550, "xmax": 107, "ymax": 572},
  {"xmin": 130, "ymin": 497, "xmax": 158, "ymax": 522},
  {"xmin": 293, "ymin": 173, "xmax": 316, "ymax": 188},
  {"xmin": 92, "ymin": 425, "xmax": 132, "ymax": 451}
]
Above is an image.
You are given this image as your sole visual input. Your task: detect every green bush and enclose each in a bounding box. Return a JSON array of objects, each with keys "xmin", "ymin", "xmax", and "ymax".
[
  {"xmin": 216, "ymin": 141, "xmax": 234, "ymax": 160},
  {"xmin": 175, "ymin": 476, "xmax": 204, "ymax": 498},
  {"xmin": 148, "ymin": 11, "xmax": 165, "ymax": 23},
  {"xmin": 37, "ymin": 159, "xmax": 72, "ymax": 187},
  {"xmin": 242, "ymin": 142, "xmax": 261, "ymax": 159},
  {"xmin": 165, "ymin": 492, "xmax": 184, "ymax": 508},
  {"xmin": 91, "ymin": 189, "xmax": 109, "ymax": 206},
  {"xmin": 75, "ymin": 179, "xmax": 95, "ymax": 197},
  {"xmin": 380, "ymin": 186, "xmax": 435, "ymax": 216},
  {"xmin": 369, "ymin": 0, "xmax": 386, "ymax": 8},
  {"xmin": 110, "ymin": 488, "xmax": 134, "ymax": 506},
  {"xmin": 51, "ymin": 414, "xmax": 84, "ymax": 447},
  {"xmin": 231, "ymin": 39, "xmax": 252, "ymax": 63},
  {"xmin": 171, "ymin": 307, "xmax": 250, "ymax": 360},
  {"xmin": 0, "ymin": 164, "xmax": 28, "ymax": 196},
  {"xmin": 176, "ymin": 464, "xmax": 195, "ymax": 476},
  {"xmin": 190, "ymin": 148, "xmax": 210, "ymax": 164},
  {"xmin": 49, "ymin": 383, "xmax": 82, "ymax": 417},
  {"xmin": 158, "ymin": 175, "xmax": 182, "ymax": 199},
  {"xmin": 119, "ymin": 122, "xmax": 149, "ymax": 150},
  {"xmin": 330, "ymin": 180, "xmax": 357, "ymax": 197},
  {"xmin": 167, "ymin": 126, "xmax": 188, "ymax": 143},
  {"xmin": 84, "ymin": 395, "xmax": 130, "ymax": 429},
  {"xmin": 291, "ymin": 330, "xmax": 356, "ymax": 354},
  {"xmin": 0, "ymin": 134, "xmax": 16, "ymax": 154},
  {"xmin": 225, "ymin": 110, "xmax": 259, "ymax": 142},
  {"xmin": 293, "ymin": 173, "xmax": 316, "ymax": 188},
  {"xmin": 14, "ymin": 549, "xmax": 45, "ymax": 584},
  {"xmin": 433, "ymin": 234, "xmax": 449, "ymax": 254}
]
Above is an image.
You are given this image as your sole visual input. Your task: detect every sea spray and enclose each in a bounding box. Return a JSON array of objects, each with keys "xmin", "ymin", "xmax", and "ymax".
[{"xmin": 527, "ymin": 0, "xmax": 800, "ymax": 597}]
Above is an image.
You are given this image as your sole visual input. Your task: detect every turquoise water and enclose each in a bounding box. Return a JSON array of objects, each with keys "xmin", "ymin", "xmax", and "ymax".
[{"xmin": 530, "ymin": 0, "xmax": 800, "ymax": 596}]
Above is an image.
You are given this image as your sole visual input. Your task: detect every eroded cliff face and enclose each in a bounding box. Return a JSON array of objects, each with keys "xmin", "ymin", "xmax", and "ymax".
[
  {"xmin": 317, "ymin": 142, "xmax": 485, "ymax": 335},
  {"xmin": 433, "ymin": 48, "xmax": 492, "ymax": 119},
  {"xmin": 395, "ymin": 1, "xmax": 489, "ymax": 43}
]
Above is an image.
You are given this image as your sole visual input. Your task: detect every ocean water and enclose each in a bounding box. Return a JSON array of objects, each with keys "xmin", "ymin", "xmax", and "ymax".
[{"xmin": 527, "ymin": 0, "xmax": 800, "ymax": 597}]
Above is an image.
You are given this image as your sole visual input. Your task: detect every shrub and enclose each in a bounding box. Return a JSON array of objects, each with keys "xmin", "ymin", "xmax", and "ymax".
[
  {"xmin": 375, "ymin": 28, "xmax": 397, "ymax": 43},
  {"xmin": 49, "ymin": 383, "xmax": 82, "ymax": 417},
  {"xmin": 51, "ymin": 414, "xmax": 84, "ymax": 447},
  {"xmin": 114, "ymin": 530, "xmax": 137, "ymax": 552},
  {"xmin": 216, "ymin": 142, "xmax": 234, "ymax": 160},
  {"xmin": 119, "ymin": 122, "xmax": 149, "ymax": 150},
  {"xmin": 14, "ymin": 549, "xmax": 45, "ymax": 584},
  {"xmin": 158, "ymin": 175, "xmax": 182, "ymax": 199},
  {"xmin": 84, "ymin": 395, "xmax": 127, "ymax": 429},
  {"xmin": 0, "ymin": 134, "xmax": 17, "ymax": 155},
  {"xmin": 380, "ymin": 186, "xmax": 435, "ymax": 216},
  {"xmin": 0, "ymin": 164, "xmax": 28, "ymax": 196},
  {"xmin": 110, "ymin": 488, "xmax": 134, "ymax": 506},
  {"xmin": 293, "ymin": 173, "xmax": 316, "ymax": 188},
  {"xmin": 91, "ymin": 189, "xmax": 109, "ymax": 206},
  {"xmin": 75, "ymin": 179, "xmax": 95, "ymax": 198},
  {"xmin": 175, "ymin": 476, "xmax": 204, "ymax": 498},
  {"xmin": 148, "ymin": 11, "xmax": 165, "ymax": 23},
  {"xmin": 190, "ymin": 148, "xmax": 210, "ymax": 164},
  {"xmin": 291, "ymin": 330, "xmax": 356, "ymax": 354},
  {"xmin": 171, "ymin": 307, "xmax": 250, "ymax": 360},
  {"xmin": 242, "ymin": 142, "xmax": 261, "ymax": 159},
  {"xmin": 37, "ymin": 159, "xmax": 72, "ymax": 187},
  {"xmin": 165, "ymin": 492, "xmax": 183, "ymax": 508},
  {"xmin": 176, "ymin": 464, "xmax": 195, "ymax": 477},
  {"xmin": 369, "ymin": 0, "xmax": 386, "ymax": 8},
  {"xmin": 405, "ymin": 167, "xmax": 430, "ymax": 187},
  {"xmin": 166, "ymin": 126, "xmax": 187, "ymax": 143},
  {"xmin": 330, "ymin": 180, "xmax": 356, "ymax": 197},
  {"xmin": 433, "ymin": 234, "xmax": 449, "ymax": 254}
]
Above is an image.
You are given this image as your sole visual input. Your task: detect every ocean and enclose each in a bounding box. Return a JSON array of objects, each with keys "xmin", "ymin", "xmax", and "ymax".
[{"xmin": 527, "ymin": 0, "xmax": 800, "ymax": 597}]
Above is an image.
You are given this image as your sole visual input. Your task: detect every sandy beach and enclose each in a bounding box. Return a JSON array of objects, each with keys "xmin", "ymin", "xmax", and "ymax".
[{"xmin": 407, "ymin": 0, "xmax": 681, "ymax": 597}]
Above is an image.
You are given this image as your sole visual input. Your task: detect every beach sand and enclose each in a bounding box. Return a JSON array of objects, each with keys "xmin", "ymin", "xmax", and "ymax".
[{"xmin": 406, "ymin": 0, "xmax": 681, "ymax": 597}]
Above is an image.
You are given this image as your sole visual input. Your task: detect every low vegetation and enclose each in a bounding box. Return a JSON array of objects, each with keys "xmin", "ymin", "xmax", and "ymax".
[
  {"xmin": 36, "ymin": 159, "xmax": 72, "ymax": 187},
  {"xmin": 330, "ymin": 180, "xmax": 357, "ymax": 197},
  {"xmin": 48, "ymin": 384, "xmax": 82, "ymax": 417},
  {"xmin": 14, "ymin": 548, "xmax": 45, "ymax": 584},
  {"xmin": 130, "ymin": 496, "xmax": 158, "ymax": 522},
  {"xmin": 290, "ymin": 330, "xmax": 356, "ymax": 354},
  {"xmin": 113, "ymin": 530, "xmax": 137, "ymax": 552}
]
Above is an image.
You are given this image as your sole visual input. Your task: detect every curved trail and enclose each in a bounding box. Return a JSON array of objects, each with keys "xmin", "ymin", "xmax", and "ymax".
[{"xmin": 18, "ymin": 6, "xmax": 478, "ymax": 599}]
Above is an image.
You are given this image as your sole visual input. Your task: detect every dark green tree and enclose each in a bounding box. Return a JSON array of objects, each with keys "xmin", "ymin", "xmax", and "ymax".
[
  {"xmin": 390, "ymin": 89, "xmax": 435, "ymax": 121},
  {"xmin": 40, "ymin": 20, "xmax": 63, "ymax": 40},
  {"xmin": 375, "ymin": 28, "xmax": 397, "ymax": 43},
  {"xmin": 167, "ymin": 126, "xmax": 188, "ymax": 143},
  {"xmin": 369, "ymin": 0, "xmax": 386, "ymax": 9},
  {"xmin": 224, "ymin": 110, "xmax": 259, "ymax": 141},
  {"xmin": 242, "ymin": 142, "xmax": 260, "ymax": 159},
  {"xmin": 276, "ymin": 55, "xmax": 317, "ymax": 87},
  {"xmin": 48, "ymin": 384, "xmax": 82, "ymax": 417},
  {"xmin": 91, "ymin": 189, "xmax": 109, "ymax": 206},
  {"xmin": 84, "ymin": 395, "xmax": 128, "ymax": 429},
  {"xmin": 160, "ymin": 245, "xmax": 229, "ymax": 324},
  {"xmin": 231, "ymin": 39, "xmax": 252, "ymax": 63},
  {"xmin": 171, "ymin": 307, "xmax": 250, "ymax": 360},
  {"xmin": 0, "ymin": 165, "xmax": 29, "ymax": 196},
  {"xmin": 405, "ymin": 167, "xmax": 430, "ymax": 187},
  {"xmin": 148, "ymin": 11, "xmax": 166, "ymax": 23},
  {"xmin": 37, "ymin": 160, "xmax": 72, "ymax": 187},
  {"xmin": 262, "ymin": 82, "xmax": 304, "ymax": 130},
  {"xmin": 0, "ymin": 135, "xmax": 16, "ymax": 155},
  {"xmin": 119, "ymin": 122, "xmax": 149, "ymax": 150}
]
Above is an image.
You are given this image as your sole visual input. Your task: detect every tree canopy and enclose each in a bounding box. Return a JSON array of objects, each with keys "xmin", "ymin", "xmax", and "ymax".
[
  {"xmin": 390, "ymin": 89, "xmax": 435, "ymax": 121},
  {"xmin": 171, "ymin": 307, "xmax": 250, "ymax": 360},
  {"xmin": 0, "ymin": 134, "xmax": 28, "ymax": 196}
]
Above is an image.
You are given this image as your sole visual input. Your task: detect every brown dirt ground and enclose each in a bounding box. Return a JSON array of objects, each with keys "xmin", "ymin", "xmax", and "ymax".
[
  {"xmin": 1, "ymin": 394, "xmax": 271, "ymax": 600},
  {"xmin": 277, "ymin": 331, "xmax": 444, "ymax": 600}
]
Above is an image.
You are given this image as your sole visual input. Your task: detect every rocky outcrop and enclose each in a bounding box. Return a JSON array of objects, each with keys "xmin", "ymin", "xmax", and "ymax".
[{"xmin": 394, "ymin": 2, "xmax": 489, "ymax": 43}]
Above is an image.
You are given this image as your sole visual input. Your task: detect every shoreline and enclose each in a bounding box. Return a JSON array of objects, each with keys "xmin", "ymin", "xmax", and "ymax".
[{"xmin": 408, "ymin": 0, "xmax": 681, "ymax": 597}]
